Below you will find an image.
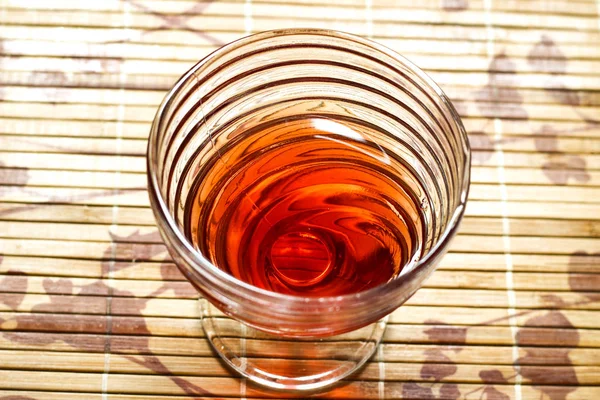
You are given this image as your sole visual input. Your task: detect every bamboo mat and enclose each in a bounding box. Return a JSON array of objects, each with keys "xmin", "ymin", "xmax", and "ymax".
[{"xmin": 0, "ymin": 0, "xmax": 599, "ymax": 399}]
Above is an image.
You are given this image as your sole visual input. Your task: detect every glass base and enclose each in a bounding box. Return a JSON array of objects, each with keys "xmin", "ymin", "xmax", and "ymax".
[{"xmin": 200, "ymin": 298, "xmax": 387, "ymax": 391}]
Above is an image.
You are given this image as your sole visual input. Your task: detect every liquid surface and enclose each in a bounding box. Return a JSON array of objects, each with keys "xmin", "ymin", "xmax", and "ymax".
[{"xmin": 185, "ymin": 118, "xmax": 425, "ymax": 296}]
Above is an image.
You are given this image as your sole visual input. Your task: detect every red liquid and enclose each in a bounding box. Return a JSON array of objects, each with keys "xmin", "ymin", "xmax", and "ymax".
[{"xmin": 185, "ymin": 118, "xmax": 424, "ymax": 296}]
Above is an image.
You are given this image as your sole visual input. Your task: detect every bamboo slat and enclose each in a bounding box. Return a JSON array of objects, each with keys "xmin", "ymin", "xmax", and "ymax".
[
  {"xmin": 3, "ymin": 52, "xmax": 600, "ymax": 77},
  {"xmin": 1, "ymin": 252, "xmax": 597, "ymax": 283},
  {"xmin": 1, "ymin": 267, "xmax": 598, "ymax": 297},
  {"xmin": 1, "ymin": 349, "xmax": 600, "ymax": 386},
  {"xmin": 1, "ymin": 6, "xmax": 599, "ymax": 31},
  {"xmin": 3, "ymin": 182, "xmax": 600, "ymax": 206},
  {"xmin": 4, "ymin": 0, "xmax": 599, "ymax": 17},
  {"xmin": 0, "ymin": 218, "xmax": 598, "ymax": 246},
  {"xmin": 2, "ymin": 21, "xmax": 598, "ymax": 46},
  {"xmin": 1, "ymin": 234, "xmax": 599, "ymax": 262},
  {"xmin": 4, "ymin": 165, "xmax": 600, "ymax": 189},
  {"xmin": 1, "ymin": 332, "xmax": 599, "ymax": 366}
]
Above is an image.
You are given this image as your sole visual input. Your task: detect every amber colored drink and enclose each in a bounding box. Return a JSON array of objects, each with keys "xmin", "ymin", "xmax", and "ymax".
[{"xmin": 184, "ymin": 117, "xmax": 425, "ymax": 297}]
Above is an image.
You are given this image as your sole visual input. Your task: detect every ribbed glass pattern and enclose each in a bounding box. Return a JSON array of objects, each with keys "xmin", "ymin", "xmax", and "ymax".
[{"xmin": 147, "ymin": 29, "xmax": 470, "ymax": 336}]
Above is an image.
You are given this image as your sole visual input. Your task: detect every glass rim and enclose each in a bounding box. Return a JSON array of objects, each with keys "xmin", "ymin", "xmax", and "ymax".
[{"xmin": 147, "ymin": 28, "xmax": 471, "ymax": 308}]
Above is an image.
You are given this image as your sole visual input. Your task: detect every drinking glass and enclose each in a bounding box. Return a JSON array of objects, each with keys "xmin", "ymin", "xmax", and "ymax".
[{"xmin": 147, "ymin": 29, "xmax": 470, "ymax": 391}]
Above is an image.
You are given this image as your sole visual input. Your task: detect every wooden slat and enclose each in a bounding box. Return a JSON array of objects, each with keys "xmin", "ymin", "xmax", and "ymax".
[
  {"xmin": 466, "ymin": 200, "xmax": 600, "ymax": 220},
  {"xmin": 4, "ymin": 165, "xmax": 600, "ymax": 191},
  {"xmin": 2, "ymin": 133, "xmax": 599, "ymax": 158},
  {"xmin": 4, "ymin": 100, "xmax": 600, "ymax": 128},
  {"xmin": 1, "ymin": 250, "xmax": 598, "ymax": 279},
  {"xmin": 3, "ymin": 182, "xmax": 600, "ymax": 206},
  {"xmin": 1, "ymin": 285, "xmax": 599, "ymax": 318},
  {"xmin": 0, "ymin": 168, "xmax": 146, "ymax": 189},
  {"xmin": 0, "ymin": 221, "xmax": 160, "ymax": 242},
  {"xmin": 0, "ymin": 392, "xmax": 103, "ymax": 400},
  {"xmin": 1, "ymin": 331, "xmax": 599, "ymax": 366},
  {"xmin": 2, "ymin": 299, "xmax": 600, "ymax": 331},
  {"xmin": 2, "ymin": 388, "xmax": 594, "ymax": 400},
  {"xmin": 0, "ymin": 86, "xmax": 165, "ymax": 107},
  {"xmin": 459, "ymin": 217, "xmax": 600, "ymax": 237},
  {"xmin": 4, "ymin": 0, "xmax": 599, "ymax": 18},
  {"xmin": 1, "ymin": 231, "xmax": 599, "ymax": 262},
  {"xmin": 0, "ymin": 238, "xmax": 168, "ymax": 261},
  {"xmin": 456, "ymin": 101, "xmax": 600, "ymax": 121},
  {"xmin": 3, "ymin": 149, "xmax": 600, "ymax": 174},
  {"xmin": 0, "ymin": 370, "xmax": 512, "ymax": 399},
  {"xmin": 451, "ymin": 234, "xmax": 600, "ymax": 254},
  {"xmin": 4, "ymin": 87, "xmax": 600, "ymax": 120},
  {"xmin": 440, "ymin": 252, "xmax": 600, "ymax": 273},
  {"xmin": 0, "ymin": 349, "xmax": 599, "ymax": 387},
  {"xmin": 3, "ymin": 52, "xmax": 600, "ymax": 77},
  {"xmin": 0, "ymin": 70, "xmax": 180, "ymax": 92},
  {"xmin": 0, "ymin": 383, "xmax": 595, "ymax": 400},
  {"xmin": 0, "ymin": 102, "xmax": 155, "ymax": 122},
  {"xmin": 0, "ymin": 256, "xmax": 169, "ymax": 280},
  {"xmin": 1, "ymin": 5, "xmax": 599, "ymax": 31},
  {"xmin": 0, "ymin": 136, "xmax": 146, "ymax": 155},
  {"xmin": 0, "ymin": 203, "xmax": 155, "ymax": 225},
  {"xmin": 0, "ymin": 187, "xmax": 149, "ymax": 207},
  {"xmin": 1, "ymin": 268, "xmax": 598, "ymax": 298},
  {"xmin": 3, "ymin": 37, "xmax": 600, "ymax": 70},
  {"xmin": 0, "ymin": 218, "xmax": 598, "ymax": 245},
  {"xmin": 468, "ymin": 186, "xmax": 600, "ymax": 203},
  {"xmin": 7, "ymin": 68, "xmax": 600, "ymax": 102},
  {"xmin": 3, "ymin": 199, "xmax": 592, "ymax": 224},
  {"xmin": 5, "ymin": 117, "xmax": 592, "ymax": 145},
  {"xmin": 471, "ymin": 166, "xmax": 600, "ymax": 186},
  {"xmin": 5, "ymin": 133, "xmax": 597, "ymax": 158},
  {"xmin": 2, "ymin": 23, "xmax": 600, "ymax": 56},
  {"xmin": 3, "ymin": 230, "xmax": 599, "ymax": 262},
  {"xmin": 2, "ymin": 311, "xmax": 599, "ymax": 348},
  {"xmin": 2, "ymin": 80, "xmax": 600, "ymax": 111},
  {"xmin": 0, "ymin": 152, "xmax": 146, "ymax": 172},
  {"xmin": 464, "ymin": 119, "xmax": 600, "ymax": 139},
  {"xmin": 470, "ymin": 136, "xmax": 600, "ymax": 155},
  {"xmin": 2, "ymin": 83, "xmax": 600, "ymax": 111},
  {"xmin": 2, "ymin": 331, "xmax": 599, "ymax": 367}
]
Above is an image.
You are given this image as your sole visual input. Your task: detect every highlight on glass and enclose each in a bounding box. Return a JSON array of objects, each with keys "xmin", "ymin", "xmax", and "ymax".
[{"xmin": 147, "ymin": 29, "xmax": 470, "ymax": 391}]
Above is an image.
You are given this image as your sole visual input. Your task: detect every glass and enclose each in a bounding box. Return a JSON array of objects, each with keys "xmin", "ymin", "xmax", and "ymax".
[{"xmin": 147, "ymin": 29, "xmax": 470, "ymax": 391}]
